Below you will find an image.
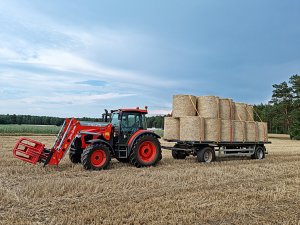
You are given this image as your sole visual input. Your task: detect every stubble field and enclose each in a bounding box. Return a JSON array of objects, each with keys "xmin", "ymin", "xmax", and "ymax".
[{"xmin": 0, "ymin": 135, "xmax": 299, "ymax": 224}]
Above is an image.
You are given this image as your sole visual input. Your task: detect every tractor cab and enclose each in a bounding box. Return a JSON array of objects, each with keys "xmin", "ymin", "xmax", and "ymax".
[{"xmin": 111, "ymin": 108, "xmax": 148, "ymax": 145}]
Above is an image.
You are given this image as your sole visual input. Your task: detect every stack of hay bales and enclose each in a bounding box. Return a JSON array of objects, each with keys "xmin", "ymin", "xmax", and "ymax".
[{"xmin": 164, "ymin": 94, "xmax": 268, "ymax": 143}]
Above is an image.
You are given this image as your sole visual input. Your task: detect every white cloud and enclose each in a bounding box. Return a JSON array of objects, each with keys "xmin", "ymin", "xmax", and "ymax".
[
  {"xmin": 0, "ymin": 48, "xmax": 20, "ymax": 59},
  {"xmin": 0, "ymin": 1, "xmax": 177, "ymax": 116},
  {"xmin": 148, "ymin": 109, "xmax": 171, "ymax": 116},
  {"xmin": 19, "ymin": 92, "xmax": 135, "ymax": 105}
]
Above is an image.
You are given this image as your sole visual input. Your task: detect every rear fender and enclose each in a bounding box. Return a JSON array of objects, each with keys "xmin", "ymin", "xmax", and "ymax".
[{"xmin": 127, "ymin": 130, "xmax": 160, "ymax": 154}]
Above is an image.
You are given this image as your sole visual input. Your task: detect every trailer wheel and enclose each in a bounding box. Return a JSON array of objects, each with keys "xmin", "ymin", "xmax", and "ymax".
[
  {"xmin": 251, "ymin": 146, "xmax": 265, "ymax": 160},
  {"xmin": 172, "ymin": 150, "xmax": 187, "ymax": 159},
  {"xmin": 197, "ymin": 147, "xmax": 215, "ymax": 163},
  {"xmin": 129, "ymin": 134, "xmax": 161, "ymax": 168},
  {"xmin": 81, "ymin": 144, "xmax": 111, "ymax": 170}
]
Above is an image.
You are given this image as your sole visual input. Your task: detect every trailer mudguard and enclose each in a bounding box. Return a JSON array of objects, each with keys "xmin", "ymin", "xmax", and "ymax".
[{"xmin": 127, "ymin": 130, "xmax": 161, "ymax": 154}]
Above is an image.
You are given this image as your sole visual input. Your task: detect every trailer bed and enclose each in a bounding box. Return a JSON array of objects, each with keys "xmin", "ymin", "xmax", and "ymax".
[{"xmin": 161, "ymin": 139, "xmax": 271, "ymax": 162}]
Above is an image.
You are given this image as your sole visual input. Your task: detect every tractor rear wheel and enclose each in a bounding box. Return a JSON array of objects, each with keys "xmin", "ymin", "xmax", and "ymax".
[
  {"xmin": 81, "ymin": 144, "xmax": 111, "ymax": 170},
  {"xmin": 129, "ymin": 134, "xmax": 161, "ymax": 168}
]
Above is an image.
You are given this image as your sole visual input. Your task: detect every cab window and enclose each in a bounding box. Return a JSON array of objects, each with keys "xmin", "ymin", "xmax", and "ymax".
[
  {"xmin": 111, "ymin": 113, "xmax": 119, "ymax": 127},
  {"xmin": 121, "ymin": 112, "xmax": 146, "ymax": 130}
]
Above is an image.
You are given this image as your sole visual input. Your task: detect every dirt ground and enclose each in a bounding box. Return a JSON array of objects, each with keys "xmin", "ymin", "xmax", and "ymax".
[{"xmin": 0, "ymin": 136, "xmax": 299, "ymax": 225}]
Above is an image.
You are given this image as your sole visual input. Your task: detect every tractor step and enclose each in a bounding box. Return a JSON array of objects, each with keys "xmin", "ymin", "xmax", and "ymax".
[
  {"xmin": 13, "ymin": 137, "xmax": 49, "ymax": 164},
  {"xmin": 117, "ymin": 146, "xmax": 128, "ymax": 158}
]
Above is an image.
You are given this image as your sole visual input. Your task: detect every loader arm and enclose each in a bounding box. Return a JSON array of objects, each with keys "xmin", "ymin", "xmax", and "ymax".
[
  {"xmin": 45, "ymin": 118, "xmax": 82, "ymax": 166},
  {"xmin": 14, "ymin": 118, "xmax": 85, "ymax": 166}
]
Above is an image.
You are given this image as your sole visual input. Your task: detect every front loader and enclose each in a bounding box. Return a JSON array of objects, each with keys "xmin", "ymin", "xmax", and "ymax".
[{"xmin": 13, "ymin": 108, "xmax": 162, "ymax": 170}]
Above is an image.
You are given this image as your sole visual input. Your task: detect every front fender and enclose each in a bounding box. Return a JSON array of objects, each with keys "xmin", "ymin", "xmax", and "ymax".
[
  {"xmin": 127, "ymin": 130, "xmax": 160, "ymax": 154},
  {"xmin": 87, "ymin": 139, "xmax": 114, "ymax": 154}
]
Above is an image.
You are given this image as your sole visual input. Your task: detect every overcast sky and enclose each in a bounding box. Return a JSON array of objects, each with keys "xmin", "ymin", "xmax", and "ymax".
[{"xmin": 0, "ymin": 0, "xmax": 299, "ymax": 117}]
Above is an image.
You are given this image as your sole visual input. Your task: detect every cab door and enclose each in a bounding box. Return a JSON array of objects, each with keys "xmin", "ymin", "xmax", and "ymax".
[{"xmin": 119, "ymin": 112, "xmax": 145, "ymax": 145}]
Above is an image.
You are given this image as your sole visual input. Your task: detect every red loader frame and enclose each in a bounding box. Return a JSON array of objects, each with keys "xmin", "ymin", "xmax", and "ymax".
[{"xmin": 13, "ymin": 118, "xmax": 112, "ymax": 166}]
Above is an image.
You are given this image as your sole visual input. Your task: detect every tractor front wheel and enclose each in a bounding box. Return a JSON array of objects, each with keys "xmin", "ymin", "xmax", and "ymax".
[
  {"xmin": 81, "ymin": 144, "xmax": 111, "ymax": 170},
  {"xmin": 69, "ymin": 148, "xmax": 82, "ymax": 164},
  {"xmin": 69, "ymin": 137, "xmax": 83, "ymax": 164},
  {"xmin": 129, "ymin": 134, "xmax": 161, "ymax": 168}
]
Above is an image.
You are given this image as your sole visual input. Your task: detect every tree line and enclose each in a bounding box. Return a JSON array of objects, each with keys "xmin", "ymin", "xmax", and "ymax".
[
  {"xmin": 254, "ymin": 74, "xmax": 300, "ymax": 139},
  {"xmin": 0, "ymin": 115, "xmax": 103, "ymax": 126}
]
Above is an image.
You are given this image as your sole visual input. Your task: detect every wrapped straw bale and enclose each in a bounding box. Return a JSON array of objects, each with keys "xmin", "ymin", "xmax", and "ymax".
[
  {"xmin": 246, "ymin": 105, "xmax": 254, "ymax": 121},
  {"xmin": 180, "ymin": 117, "xmax": 204, "ymax": 141},
  {"xmin": 257, "ymin": 122, "xmax": 268, "ymax": 142},
  {"xmin": 245, "ymin": 121, "xmax": 257, "ymax": 142},
  {"xmin": 233, "ymin": 120, "xmax": 245, "ymax": 142},
  {"xmin": 197, "ymin": 96, "xmax": 220, "ymax": 119},
  {"xmin": 219, "ymin": 98, "xmax": 234, "ymax": 120},
  {"xmin": 204, "ymin": 118, "xmax": 221, "ymax": 142},
  {"xmin": 163, "ymin": 117, "xmax": 180, "ymax": 140},
  {"xmin": 234, "ymin": 103, "xmax": 247, "ymax": 121},
  {"xmin": 173, "ymin": 95, "xmax": 197, "ymax": 117},
  {"xmin": 221, "ymin": 120, "xmax": 232, "ymax": 142}
]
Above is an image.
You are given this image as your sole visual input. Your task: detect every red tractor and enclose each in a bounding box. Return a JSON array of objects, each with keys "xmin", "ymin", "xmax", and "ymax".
[{"xmin": 13, "ymin": 108, "xmax": 162, "ymax": 170}]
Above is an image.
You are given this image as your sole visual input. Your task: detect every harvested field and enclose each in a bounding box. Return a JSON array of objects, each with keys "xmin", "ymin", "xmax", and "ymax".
[{"xmin": 0, "ymin": 136, "xmax": 300, "ymax": 224}]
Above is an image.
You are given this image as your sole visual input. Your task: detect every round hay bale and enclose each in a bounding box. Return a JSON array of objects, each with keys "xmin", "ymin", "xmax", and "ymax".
[
  {"xmin": 204, "ymin": 118, "xmax": 221, "ymax": 142},
  {"xmin": 163, "ymin": 117, "xmax": 180, "ymax": 140},
  {"xmin": 234, "ymin": 102, "xmax": 247, "ymax": 121},
  {"xmin": 180, "ymin": 117, "xmax": 204, "ymax": 141},
  {"xmin": 246, "ymin": 105, "xmax": 254, "ymax": 121},
  {"xmin": 233, "ymin": 120, "xmax": 245, "ymax": 142},
  {"xmin": 197, "ymin": 96, "xmax": 220, "ymax": 118},
  {"xmin": 173, "ymin": 95, "xmax": 197, "ymax": 117},
  {"xmin": 221, "ymin": 120, "xmax": 232, "ymax": 142},
  {"xmin": 219, "ymin": 98, "xmax": 234, "ymax": 120},
  {"xmin": 257, "ymin": 122, "xmax": 268, "ymax": 142},
  {"xmin": 245, "ymin": 121, "xmax": 257, "ymax": 142}
]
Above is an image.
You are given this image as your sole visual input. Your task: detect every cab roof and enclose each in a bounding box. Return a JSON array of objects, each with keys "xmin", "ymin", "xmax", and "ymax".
[{"xmin": 111, "ymin": 108, "xmax": 148, "ymax": 114}]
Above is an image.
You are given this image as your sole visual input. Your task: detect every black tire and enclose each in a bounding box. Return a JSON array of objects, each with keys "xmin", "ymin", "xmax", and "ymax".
[
  {"xmin": 69, "ymin": 147, "xmax": 82, "ymax": 164},
  {"xmin": 158, "ymin": 153, "xmax": 162, "ymax": 161},
  {"xmin": 171, "ymin": 150, "xmax": 187, "ymax": 159},
  {"xmin": 251, "ymin": 146, "xmax": 265, "ymax": 160},
  {"xmin": 69, "ymin": 137, "xmax": 83, "ymax": 164},
  {"xmin": 196, "ymin": 147, "xmax": 215, "ymax": 163},
  {"xmin": 116, "ymin": 158, "xmax": 129, "ymax": 163},
  {"xmin": 129, "ymin": 134, "xmax": 161, "ymax": 168},
  {"xmin": 81, "ymin": 144, "xmax": 111, "ymax": 170}
]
